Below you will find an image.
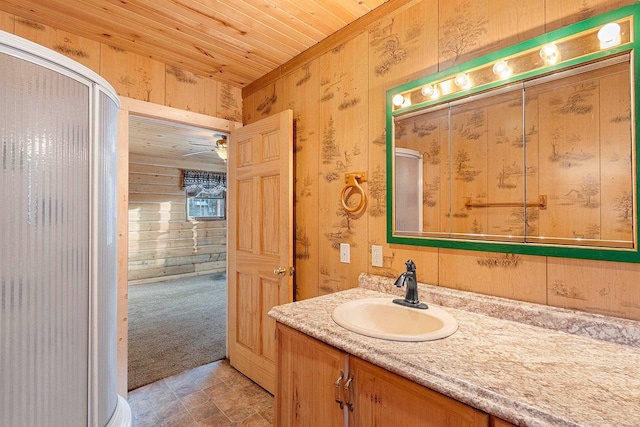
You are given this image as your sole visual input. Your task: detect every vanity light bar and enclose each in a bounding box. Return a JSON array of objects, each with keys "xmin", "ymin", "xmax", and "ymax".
[{"xmin": 390, "ymin": 16, "xmax": 632, "ymax": 113}]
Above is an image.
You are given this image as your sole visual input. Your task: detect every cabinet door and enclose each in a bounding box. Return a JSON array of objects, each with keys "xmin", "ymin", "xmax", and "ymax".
[
  {"xmin": 276, "ymin": 323, "xmax": 346, "ymax": 427},
  {"xmin": 490, "ymin": 416, "xmax": 518, "ymax": 427},
  {"xmin": 348, "ymin": 356, "xmax": 488, "ymax": 427}
]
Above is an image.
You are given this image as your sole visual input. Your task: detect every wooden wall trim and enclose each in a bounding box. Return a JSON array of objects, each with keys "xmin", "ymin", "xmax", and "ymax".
[
  {"xmin": 116, "ymin": 107, "xmax": 129, "ymax": 397},
  {"xmin": 242, "ymin": 0, "xmax": 420, "ymax": 98},
  {"xmin": 121, "ymin": 97, "xmax": 243, "ymax": 131}
]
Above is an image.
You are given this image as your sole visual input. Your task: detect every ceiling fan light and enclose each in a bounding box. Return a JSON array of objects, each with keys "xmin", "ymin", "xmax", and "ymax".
[{"xmin": 216, "ymin": 137, "xmax": 227, "ymax": 150}]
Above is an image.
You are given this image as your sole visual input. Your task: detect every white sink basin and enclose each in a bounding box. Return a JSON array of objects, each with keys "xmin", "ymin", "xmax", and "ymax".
[{"xmin": 331, "ymin": 298, "xmax": 458, "ymax": 342}]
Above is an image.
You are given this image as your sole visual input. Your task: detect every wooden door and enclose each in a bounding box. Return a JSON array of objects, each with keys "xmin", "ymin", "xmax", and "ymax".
[
  {"xmin": 348, "ymin": 356, "xmax": 488, "ymax": 427},
  {"xmin": 228, "ymin": 109, "xmax": 294, "ymax": 393},
  {"xmin": 275, "ymin": 324, "xmax": 347, "ymax": 427}
]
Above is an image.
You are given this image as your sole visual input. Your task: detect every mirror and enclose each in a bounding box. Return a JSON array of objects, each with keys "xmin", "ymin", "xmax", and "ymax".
[{"xmin": 387, "ymin": 5, "xmax": 639, "ymax": 263}]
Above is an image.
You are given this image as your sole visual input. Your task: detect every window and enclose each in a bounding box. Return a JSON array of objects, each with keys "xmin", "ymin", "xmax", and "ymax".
[
  {"xmin": 186, "ymin": 188, "xmax": 226, "ymax": 220},
  {"xmin": 183, "ymin": 170, "xmax": 227, "ymax": 220}
]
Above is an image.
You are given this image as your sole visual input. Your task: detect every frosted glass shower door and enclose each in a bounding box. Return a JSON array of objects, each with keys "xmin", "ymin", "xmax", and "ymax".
[{"xmin": 0, "ymin": 51, "xmax": 91, "ymax": 426}]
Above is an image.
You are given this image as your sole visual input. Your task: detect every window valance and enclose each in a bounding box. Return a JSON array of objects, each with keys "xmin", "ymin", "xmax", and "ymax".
[{"xmin": 182, "ymin": 170, "xmax": 227, "ymax": 192}]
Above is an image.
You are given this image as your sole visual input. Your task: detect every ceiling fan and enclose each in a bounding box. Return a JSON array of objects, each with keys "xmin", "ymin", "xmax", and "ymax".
[{"xmin": 183, "ymin": 134, "xmax": 228, "ymax": 160}]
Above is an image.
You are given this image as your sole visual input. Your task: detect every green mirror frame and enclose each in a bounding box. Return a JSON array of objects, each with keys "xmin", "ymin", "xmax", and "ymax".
[{"xmin": 386, "ymin": 4, "xmax": 640, "ymax": 263}]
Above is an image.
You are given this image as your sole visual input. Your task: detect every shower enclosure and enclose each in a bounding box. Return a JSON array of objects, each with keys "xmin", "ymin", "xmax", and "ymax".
[
  {"xmin": 395, "ymin": 148, "xmax": 423, "ymax": 233},
  {"xmin": 0, "ymin": 31, "xmax": 131, "ymax": 426}
]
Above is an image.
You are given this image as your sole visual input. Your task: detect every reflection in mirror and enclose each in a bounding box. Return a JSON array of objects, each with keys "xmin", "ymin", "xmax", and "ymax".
[
  {"xmin": 524, "ymin": 58, "xmax": 633, "ymax": 248},
  {"xmin": 394, "ymin": 148, "xmax": 423, "ymax": 233},
  {"xmin": 394, "ymin": 56, "xmax": 632, "ymax": 247},
  {"xmin": 448, "ymin": 88, "xmax": 526, "ymax": 242},
  {"xmin": 387, "ymin": 5, "xmax": 638, "ymax": 262}
]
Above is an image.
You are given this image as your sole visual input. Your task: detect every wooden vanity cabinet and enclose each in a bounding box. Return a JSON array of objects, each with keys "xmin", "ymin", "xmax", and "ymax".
[{"xmin": 276, "ymin": 323, "xmax": 489, "ymax": 426}]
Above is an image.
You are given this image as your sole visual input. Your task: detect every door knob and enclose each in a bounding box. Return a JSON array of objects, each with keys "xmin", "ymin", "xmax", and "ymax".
[{"xmin": 274, "ymin": 266, "xmax": 295, "ymax": 276}]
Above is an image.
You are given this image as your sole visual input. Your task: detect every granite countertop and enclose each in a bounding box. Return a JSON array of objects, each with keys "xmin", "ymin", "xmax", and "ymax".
[{"xmin": 268, "ymin": 274, "xmax": 640, "ymax": 427}]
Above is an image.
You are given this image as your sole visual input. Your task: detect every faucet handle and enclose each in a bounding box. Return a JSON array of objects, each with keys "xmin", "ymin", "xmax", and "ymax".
[
  {"xmin": 393, "ymin": 272, "xmax": 406, "ymax": 288},
  {"xmin": 405, "ymin": 259, "xmax": 416, "ymax": 272}
]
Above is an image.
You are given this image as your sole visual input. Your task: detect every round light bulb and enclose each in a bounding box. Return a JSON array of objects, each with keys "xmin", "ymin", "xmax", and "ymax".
[
  {"xmin": 430, "ymin": 87, "xmax": 441, "ymax": 100},
  {"xmin": 454, "ymin": 73, "xmax": 471, "ymax": 89},
  {"xmin": 492, "ymin": 60, "xmax": 512, "ymax": 79},
  {"xmin": 392, "ymin": 94, "xmax": 405, "ymax": 106},
  {"xmin": 598, "ymin": 22, "xmax": 621, "ymax": 48},
  {"xmin": 401, "ymin": 97, "xmax": 412, "ymax": 108},
  {"xmin": 421, "ymin": 85, "xmax": 434, "ymax": 97},
  {"xmin": 539, "ymin": 43, "xmax": 559, "ymax": 65}
]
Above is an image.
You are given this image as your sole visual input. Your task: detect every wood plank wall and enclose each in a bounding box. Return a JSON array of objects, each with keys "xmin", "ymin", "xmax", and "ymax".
[
  {"xmin": 0, "ymin": 12, "xmax": 243, "ymax": 120},
  {"xmin": 243, "ymin": 0, "xmax": 640, "ymax": 322},
  {"xmin": 128, "ymin": 162, "xmax": 227, "ymax": 284}
]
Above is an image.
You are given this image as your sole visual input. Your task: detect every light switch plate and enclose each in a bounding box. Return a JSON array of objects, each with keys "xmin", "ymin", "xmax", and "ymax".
[
  {"xmin": 340, "ymin": 243, "xmax": 350, "ymax": 263},
  {"xmin": 371, "ymin": 245, "xmax": 383, "ymax": 267}
]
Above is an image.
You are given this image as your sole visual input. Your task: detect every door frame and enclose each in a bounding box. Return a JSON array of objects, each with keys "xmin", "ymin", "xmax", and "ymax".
[{"xmin": 116, "ymin": 97, "xmax": 242, "ymax": 396}]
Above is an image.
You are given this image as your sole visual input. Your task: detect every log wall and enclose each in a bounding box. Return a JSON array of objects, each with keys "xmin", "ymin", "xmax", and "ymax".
[{"xmin": 128, "ymin": 162, "xmax": 227, "ymax": 284}]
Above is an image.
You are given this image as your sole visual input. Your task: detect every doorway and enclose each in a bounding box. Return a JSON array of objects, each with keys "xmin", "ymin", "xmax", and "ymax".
[
  {"xmin": 127, "ymin": 116, "xmax": 228, "ymax": 390},
  {"xmin": 116, "ymin": 98, "xmax": 242, "ymax": 394}
]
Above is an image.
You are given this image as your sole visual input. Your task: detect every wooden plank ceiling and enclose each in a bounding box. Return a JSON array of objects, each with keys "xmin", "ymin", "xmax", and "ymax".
[
  {"xmin": 0, "ymin": 0, "xmax": 389, "ymax": 87},
  {"xmin": 129, "ymin": 116, "xmax": 229, "ymax": 165}
]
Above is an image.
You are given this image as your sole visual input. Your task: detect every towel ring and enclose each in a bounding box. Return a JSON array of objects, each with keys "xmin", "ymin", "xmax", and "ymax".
[{"xmin": 341, "ymin": 173, "xmax": 367, "ymax": 213}]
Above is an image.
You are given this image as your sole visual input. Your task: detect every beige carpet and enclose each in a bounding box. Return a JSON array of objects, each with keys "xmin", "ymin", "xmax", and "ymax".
[{"xmin": 127, "ymin": 274, "xmax": 227, "ymax": 391}]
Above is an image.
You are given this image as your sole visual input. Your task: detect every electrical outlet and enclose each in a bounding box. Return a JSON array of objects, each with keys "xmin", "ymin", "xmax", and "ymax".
[
  {"xmin": 340, "ymin": 243, "xmax": 350, "ymax": 263},
  {"xmin": 371, "ymin": 245, "xmax": 383, "ymax": 267}
]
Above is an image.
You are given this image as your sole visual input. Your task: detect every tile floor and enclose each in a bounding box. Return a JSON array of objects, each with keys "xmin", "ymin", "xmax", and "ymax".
[{"xmin": 127, "ymin": 359, "xmax": 274, "ymax": 426}]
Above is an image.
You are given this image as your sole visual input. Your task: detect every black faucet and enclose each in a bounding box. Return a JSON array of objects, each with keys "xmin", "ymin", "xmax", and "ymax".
[{"xmin": 393, "ymin": 259, "xmax": 428, "ymax": 310}]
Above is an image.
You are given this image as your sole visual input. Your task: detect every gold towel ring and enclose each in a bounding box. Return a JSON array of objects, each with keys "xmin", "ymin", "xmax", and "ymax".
[{"xmin": 341, "ymin": 173, "xmax": 367, "ymax": 213}]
